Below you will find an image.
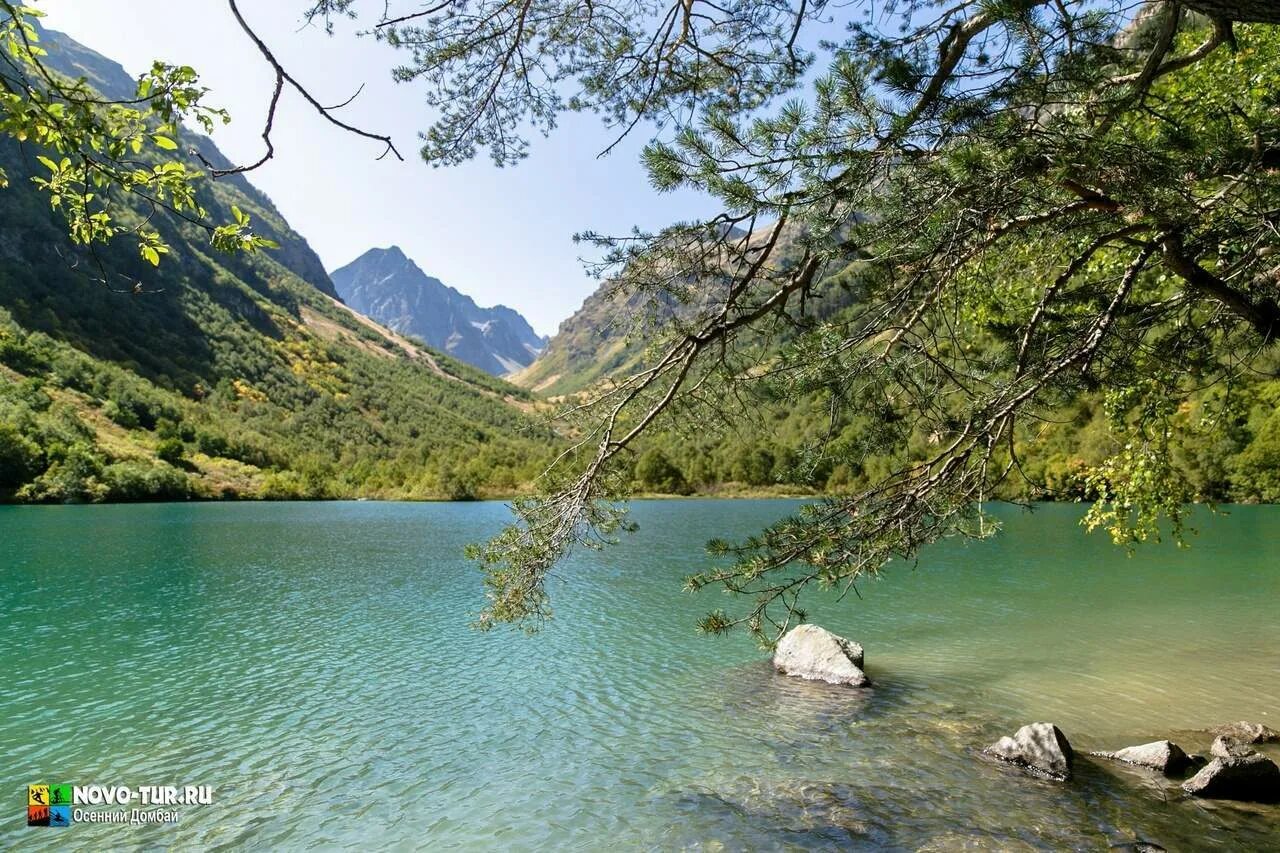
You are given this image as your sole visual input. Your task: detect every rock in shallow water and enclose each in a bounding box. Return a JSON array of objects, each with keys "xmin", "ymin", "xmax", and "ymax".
[
  {"xmin": 984, "ymin": 722, "xmax": 1074, "ymax": 780},
  {"xmin": 772, "ymin": 624, "xmax": 869, "ymax": 687},
  {"xmin": 1210, "ymin": 735, "xmax": 1253, "ymax": 760},
  {"xmin": 1208, "ymin": 721, "xmax": 1278, "ymax": 744},
  {"xmin": 1181, "ymin": 753, "xmax": 1280, "ymax": 802},
  {"xmin": 1089, "ymin": 740, "xmax": 1192, "ymax": 775}
]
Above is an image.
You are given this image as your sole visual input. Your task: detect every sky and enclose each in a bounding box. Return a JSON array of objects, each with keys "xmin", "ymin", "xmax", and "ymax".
[{"xmin": 38, "ymin": 1, "xmax": 719, "ymax": 336}]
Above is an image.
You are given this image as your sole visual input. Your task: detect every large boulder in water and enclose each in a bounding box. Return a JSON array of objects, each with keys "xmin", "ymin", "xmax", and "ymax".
[
  {"xmin": 984, "ymin": 722, "xmax": 1074, "ymax": 780},
  {"xmin": 1181, "ymin": 752, "xmax": 1280, "ymax": 802},
  {"xmin": 1090, "ymin": 740, "xmax": 1192, "ymax": 776},
  {"xmin": 1208, "ymin": 721, "xmax": 1278, "ymax": 744},
  {"xmin": 772, "ymin": 624, "xmax": 869, "ymax": 687}
]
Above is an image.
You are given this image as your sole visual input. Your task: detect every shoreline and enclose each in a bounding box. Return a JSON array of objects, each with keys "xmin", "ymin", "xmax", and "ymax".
[{"xmin": 0, "ymin": 492, "xmax": 1270, "ymax": 507}]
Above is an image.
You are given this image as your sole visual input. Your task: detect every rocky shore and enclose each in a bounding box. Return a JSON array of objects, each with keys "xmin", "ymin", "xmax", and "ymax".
[{"xmin": 772, "ymin": 624, "xmax": 1280, "ymax": 807}]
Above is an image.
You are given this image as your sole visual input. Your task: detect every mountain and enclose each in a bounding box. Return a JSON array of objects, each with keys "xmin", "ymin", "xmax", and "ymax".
[
  {"xmin": 38, "ymin": 26, "xmax": 338, "ymax": 300},
  {"xmin": 330, "ymin": 247, "xmax": 547, "ymax": 376},
  {"xmin": 512, "ymin": 224, "xmax": 856, "ymax": 397},
  {"xmin": 510, "ymin": 277, "xmax": 699, "ymax": 396},
  {"xmin": 0, "ymin": 28, "xmax": 555, "ymax": 503}
]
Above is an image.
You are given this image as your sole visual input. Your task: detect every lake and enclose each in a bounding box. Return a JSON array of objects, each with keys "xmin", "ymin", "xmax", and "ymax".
[{"xmin": 1, "ymin": 500, "xmax": 1277, "ymax": 850}]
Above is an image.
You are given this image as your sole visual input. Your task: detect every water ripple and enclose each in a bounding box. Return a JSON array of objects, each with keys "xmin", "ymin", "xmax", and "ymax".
[{"xmin": 0, "ymin": 500, "xmax": 1276, "ymax": 850}]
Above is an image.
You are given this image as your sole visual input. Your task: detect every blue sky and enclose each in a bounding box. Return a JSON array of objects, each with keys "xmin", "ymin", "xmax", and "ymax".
[{"xmin": 39, "ymin": 1, "xmax": 719, "ymax": 335}]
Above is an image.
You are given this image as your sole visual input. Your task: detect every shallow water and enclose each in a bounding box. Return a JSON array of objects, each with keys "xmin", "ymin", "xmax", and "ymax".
[{"xmin": 0, "ymin": 500, "xmax": 1276, "ymax": 850}]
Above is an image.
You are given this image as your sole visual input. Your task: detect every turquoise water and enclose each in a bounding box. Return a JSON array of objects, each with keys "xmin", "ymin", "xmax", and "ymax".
[{"xmin": 1, "ymin": 500, "xmax": 1277, "ymax": 850}]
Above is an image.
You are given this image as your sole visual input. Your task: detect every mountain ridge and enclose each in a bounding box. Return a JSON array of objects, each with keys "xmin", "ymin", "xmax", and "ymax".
[
  {"xmin": 330, "ymin": 246, "xmax": 547, "ymax": 376},
  {"xmin": 511, "ymin": 222, "xmax": 854, "ymax": 396}
]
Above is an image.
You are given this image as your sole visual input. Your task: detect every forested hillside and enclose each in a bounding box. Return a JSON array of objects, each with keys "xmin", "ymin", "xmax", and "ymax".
[
  {"xmin": 525, "ymin": 199, "xmax": 1280, "ymax": 503},
  {"xmin": 0, "ymin": 29, "xmax": 554, "ymax": 503}
]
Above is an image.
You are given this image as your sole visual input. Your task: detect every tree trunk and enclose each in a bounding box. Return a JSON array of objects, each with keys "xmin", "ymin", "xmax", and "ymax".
[{"xmin": 1183, "ymin": 0, "xmax": 1280, "ymax": 24}]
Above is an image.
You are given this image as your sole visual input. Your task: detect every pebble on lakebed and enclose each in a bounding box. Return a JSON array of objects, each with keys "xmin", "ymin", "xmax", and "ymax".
[
  {"xmin": 770, "ymin": 634, "xmax": 1278, "ymax": 807},
  {"xmin": 1029, "ymin": 721, "xmax": 1280, "ymax": 804}
]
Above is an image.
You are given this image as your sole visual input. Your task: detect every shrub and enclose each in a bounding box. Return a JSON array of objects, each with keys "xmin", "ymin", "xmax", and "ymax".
[
  {"xmin": 258, "ymin": 470, "xmax": 309, "ymax": 500},
  {"xmin": 155, "ymin": 437, "xmax": 185, "ymax": 465},
  {"xmin": 103, "ymin": 460, "xmax": 191, "ymax": 501},
  {"xmin": 16, "ymin": 443, "xmax": 107, "ymax": 502},
  {"xmin": 103, "ymin": 399, "xmax": 140, "ymax": 429},
  {"xmin": 437, "ymin": 465, "xmax": 478, "ymax": 501},
  {"xmin": 730, "ymin": 446, "xmax": 775, "ymax": 486},
  {"xmin": 195, "ymin": 430, "xmax": 230, "ymax": 457}
]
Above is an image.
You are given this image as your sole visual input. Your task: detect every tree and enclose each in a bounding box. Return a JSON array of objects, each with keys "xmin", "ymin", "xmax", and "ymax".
[
  {"xmin": 0, "ymin": 1, "xmax": 402, "ymax": 283},
  {"xmin": 0, "ymin": 2, "xmax": 275, "ymax": 276},
  {"xmin": 0, "ymin": 420, "xmax": 40, "ymax": 486},
  {"xmin": 634, "ymin": 447, "xmax": 689, "ymax": 494},
  {"xmin": 155, "ymin": 436, "xmax": 184, "ymax": 465},
  {"xmin": 10, "ymin": 1, "xmax": 1280, "ymax": 640},
  {"xmin": 388, "ymin": 1, "xmax": 1279, "ymax": 640},
  {"xmin": 730, "ymin": 446, "xmax": 775, "ymax": 488}
]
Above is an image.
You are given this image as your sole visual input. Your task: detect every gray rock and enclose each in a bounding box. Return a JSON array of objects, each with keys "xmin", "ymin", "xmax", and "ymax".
[
  {"xmin": 1208, "ymin": 721, "xmax": 1278, "ymax": 743},
  {"xmin": 1181, "ymin": 753, "xmax": 1280, "ymax": 802},
  {"xmin": 984, "ymin": 722, "xmax": 1074, "ymax": 780},
  {"xmin": 772, "ymin": 624, "xmax": 869, "ymax": 687},
  {"xmin": 1211, "ymin": 735, "xmax": 1253, "ymax": 760},
  {"xmin": 1090, "ymin": 740, "xmax": 1192, "ymax": 775}
]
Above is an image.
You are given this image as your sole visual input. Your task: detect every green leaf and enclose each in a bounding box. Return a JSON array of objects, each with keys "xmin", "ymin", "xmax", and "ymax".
[{"xmin": 151, "ymin": 134, "xmax": 178, "ymax": 150}]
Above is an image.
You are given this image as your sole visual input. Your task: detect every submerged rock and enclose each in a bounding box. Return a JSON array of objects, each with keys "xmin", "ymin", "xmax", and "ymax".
[
  {"xmin": 1208, "ymin": 721, "xmax": 1278, "ymax": 744},
  {"xmin": 1211, "ymin": 735, "xmax": 1253, "ymax": 760},
  {"xmin": 919, "ymin": 831, "xmax": 1040, "ymax": 851},
  {"xmin": 667, "ymin": 778, "xmax": 886, "ymax": 847},
  {"xmin": 1090, "ymin": 740, "xmax": 1192, "ymax": 776},
  {"xmin": 772, "ymin": 624, "xmax": 869, "ymax": 687},
  {"xmin": 1181, "ymin": 753, "xmax": 1280, "ymax": 802},
  {"xmin": 984, "ymin": 722, "xmax": 1074, "ymax": 780}
]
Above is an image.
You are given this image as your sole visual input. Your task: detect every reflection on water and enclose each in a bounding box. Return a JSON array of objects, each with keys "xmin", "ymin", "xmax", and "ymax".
[{"xmin": 0, "ymin": 500, "xmax": 1276, "ymax": 850}]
